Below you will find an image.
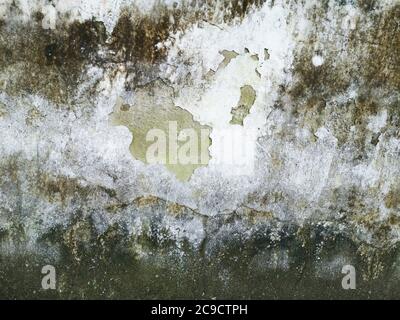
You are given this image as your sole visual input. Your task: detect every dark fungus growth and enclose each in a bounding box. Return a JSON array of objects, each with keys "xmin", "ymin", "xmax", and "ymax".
[
  {"xmin": 289, "ymin": 4, "xmax": 400, "ymax": 102},
  {"xmin": 108, "ymin": 1, "xmax": 267, "ymax": 64},
  {"xmin": 361, "ymin": 4, "xmax": 400, "ymax": 91},
  {"xmin": 43, "ymin": 19, "xmax": 107, "ymax": 68},
  {"xmin": 109, "ymin": 10, "xmax": 178, "ymax": 64},
  {"xmin": 108, "ymin": 1, "xmax": 266, "ymax": 90},
  {"xmin": 222, "ymin": 0, "xmax": 267, "ymax": 22},
  {"xmin": 356, "ymin": 0, "xmax": 377, "ymax": 13},
  {"xmin": 0, "ymin": 18, "xmax": 106, "ymax": 104},
  {"xmin": 0, "ymin": 1, "xmax": 266, "ymax": 104},
  {"xmin": 285, "ymin": 3, "xmax": 399, "ymax": 148}
]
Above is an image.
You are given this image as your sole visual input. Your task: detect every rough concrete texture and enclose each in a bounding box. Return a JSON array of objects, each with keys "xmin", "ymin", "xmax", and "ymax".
[{"xmin": 0, "ymin": 0, "xmax": 399, "ymax": 299}]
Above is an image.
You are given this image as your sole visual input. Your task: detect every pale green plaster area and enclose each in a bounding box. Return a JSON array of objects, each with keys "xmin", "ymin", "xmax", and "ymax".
[
  {"xmin": 230, "ymin": 85, "xmax": 257, "ymax": 125},
  {"xmin": 110, "ymin": 80, "xmax": 211, "ymax": 181}
]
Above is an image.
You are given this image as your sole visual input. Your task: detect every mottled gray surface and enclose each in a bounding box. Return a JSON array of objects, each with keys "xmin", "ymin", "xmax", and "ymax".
[{"xmin": 0, "ymin": 0, "xmax": 399, "ymax": 299}]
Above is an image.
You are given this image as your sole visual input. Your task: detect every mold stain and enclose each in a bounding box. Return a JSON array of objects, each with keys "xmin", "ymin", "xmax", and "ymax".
[
  {"xmin": 289, "ymin": 3, "xmax": 399, "ymax": 103},
  {"xmin": 0, "ymin": 1, "xmax": 267, "ymax": 104},
  {"xmin": 110, "ymin": 80, "xmax": 211, "ymax": 181},
  {"xmin": 36, "ymin": 173, "xmax": 116, "ymax": 205},
  {"xmin": 109, "ymin": 8, "xmax": 178, "ymax": 64},
  {"xmin": 0, "ymin": 102, "xmax": 6, "ymax": 118},
  {"xmin": 25, "ymin": 107, "xmax": 43, "ymax": 126},
  {"xmin": 221, "ymin": 0, "xmax": 268, "ymax": 22},
  {"xmin": 230, "ymin": 85, "xmax": 257, "ymax": 125},
  {"xmin": 361, "ymin": 4, "xmax": 400, "ymax": 91},
  {"xmin": 385, "ymin": 188, "xmax": 400, "ymax": 209},
  {"xmin": 0, "ymin": 18, "xmax": 106, "ymax": 104},
  {"xmin": 284, "ymin": 2, "xmax": 400, "ymax": 149}
]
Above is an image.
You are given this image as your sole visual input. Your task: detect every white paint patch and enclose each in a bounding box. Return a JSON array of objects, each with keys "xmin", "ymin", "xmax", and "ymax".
[
  {"xmin": 352, "ymin": 163, "xmax": 380, "ymax": 189},
  {"xmin": 0, "ymin": 0, "xmax": 11, "ymax": 19},
  {"xmin": 341, "ymin": 5, "xmax": 359, "ymax": 31},
  {"xmin": 367, "ymin": 110, "xmax": 387, "ymax": 133},
  {"xmin": 41, "ymin": 4, "xmax": 57, "ymax": 30},
  {"xmin": 209, "ymin": 126, "xmax": 258, "ymax": 176},
  {"xmin": 312, "ymin": 55, "xmax": 324, "ymax": 67},
  {"xmin": 166, "ymin": 2, "xmax": 302, "ymax": 177}
]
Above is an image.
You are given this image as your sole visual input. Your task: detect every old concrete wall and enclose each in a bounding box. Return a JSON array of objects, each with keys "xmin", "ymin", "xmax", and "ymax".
[{"xmin": 0, "ymin": 0, "xmax": 399, "ymax": 298}]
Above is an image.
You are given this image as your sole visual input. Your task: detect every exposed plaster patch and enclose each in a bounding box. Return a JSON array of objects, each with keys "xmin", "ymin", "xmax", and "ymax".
[
  {"xmin": 110, "ymin": 80, "xmax": 211, "ymax": 181},
  {"xmin": 230, "ymin": 85, "xmax": 257, "ymax": 125}
]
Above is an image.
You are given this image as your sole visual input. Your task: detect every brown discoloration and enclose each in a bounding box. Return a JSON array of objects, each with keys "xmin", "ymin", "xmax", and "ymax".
[
  {"xmin": 37, "ymin": 175, "xmax": 91, "ymax": 204},
  {"xmin": 362, "ymin": 5, "xmax": 400, "ymax": 90},
  {"xmin": 0, "ymin": 1, "xmax": 266, "ymax": 103},
  {"xmin": 357, "ymin": 0, "xmax": 377, "ymax": 13},
  {"xmin": 388, "ymin": 214, "xmax": 400, "ymax": 226},
  {"xmin": 385, "ymin": 188, "xmax": 400, "ymax": 209},
  {"xmin": 43, "ymin": 20, "xmax": 107, "ymax": 67},
  {"xmin": 0, "ymin": 102, "xmax": 7, "ymax": 118},
  {"xmin": 133, "ymin": 195, "xmax": 161, "ymax": 207},
  {"xmin": 107, "ymin": 8, "xmax": 180, "ymax": 90},
  {"xmin": 25, "ymin": 107, "xmax": 43, "ymax": 126},
  {"xmin": 37, "ymin": 174, "xmax": 116, "ymax": 204},
  {"xmin": 342, "ymin": 186, "xmax": 400, "ymax": 248},
  {"xmin": 105, "ymin": 202, "xmax": 128, "ymax": 213},
  {"xmin": 288, "ymin": 4, "xmax": 399, "ymax": 141},
  {"xmin": 289, "ymin": 52, "xmax": 350, "ymax": 102},
  {"xmin": 287, "ymin": 94, "xmax": 327, "ymax": 138},
  {"xmin": 131, "ymin": 195, "xmax": 203, "ymax": 219},
  {"xmin": 167, "ymin": 202, "xmax": 185, "ymax": 217},
  {"xmin": 109, "ymin": 2, "xmax": 265, "ymax": 89},
  {"xmin": 32, "ymin": 11, "xmax": 44, "ymax": 23},
  {"xmin": 294, "ymin": 4, "xmax": 399, "ymax": 100},
  {"xmin": 357, "ymin": 243, "xmax": 386, "ymax": 281},
  {"xmin": 222, "ymin": 0, "xmax": 267, "ymax": 22},
  {"xmin": 244, "ymin": 207, "xmax": 274, "ymax": 224},
  {"xmin": 0, "ymin": 19, "xmax": 106, "ymax": 104},
  {"xmin": 109, "ymin": 9, "xmax": 176, "ymax": 64},
  {"xmin": 327, "ymin": 94, "xmax": 380, "ymax": 153},
  {"xmin": 120, "ymin": 103, "xmax": 130, "ymax": 112},
  {"xmin": 352, "ymin": 211, "xmax": 379, "ymax": 231}
]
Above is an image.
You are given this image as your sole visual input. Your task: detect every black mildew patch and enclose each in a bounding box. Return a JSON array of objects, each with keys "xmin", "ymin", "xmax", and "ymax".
[
  {"xmin": 109, "ymin": 9, "xmax": 177, "ymax": 64},
  {"xmin": 109, "ymin": 1, "xmax": 267, "ymax": 90},
  {"xmin": 221, "ymin": 0, "xmax": 267, "ymax": 22},
  {"xmin": 0, "ymin": 1, "xmax": 267, "ymax": 104},
  {"xmin": 289, "ymin": 3, "xmax": 399, "ymax": 102},
  {"xmin": 361, "ymin": 4, "xmax": 400, "ymax": 91},
  {"xmin": 283, "ymin": 3, "xmax": 399, "ymax": 148},
  {"xmin": 0, "ymin": 18, "xmax": 106, "ymax": 104}
]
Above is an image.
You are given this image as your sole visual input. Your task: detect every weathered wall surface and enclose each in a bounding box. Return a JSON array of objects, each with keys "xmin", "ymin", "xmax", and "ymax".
[{"xmin": 0, "ymin": 0, "xmax": 399, "ymax": 298}]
